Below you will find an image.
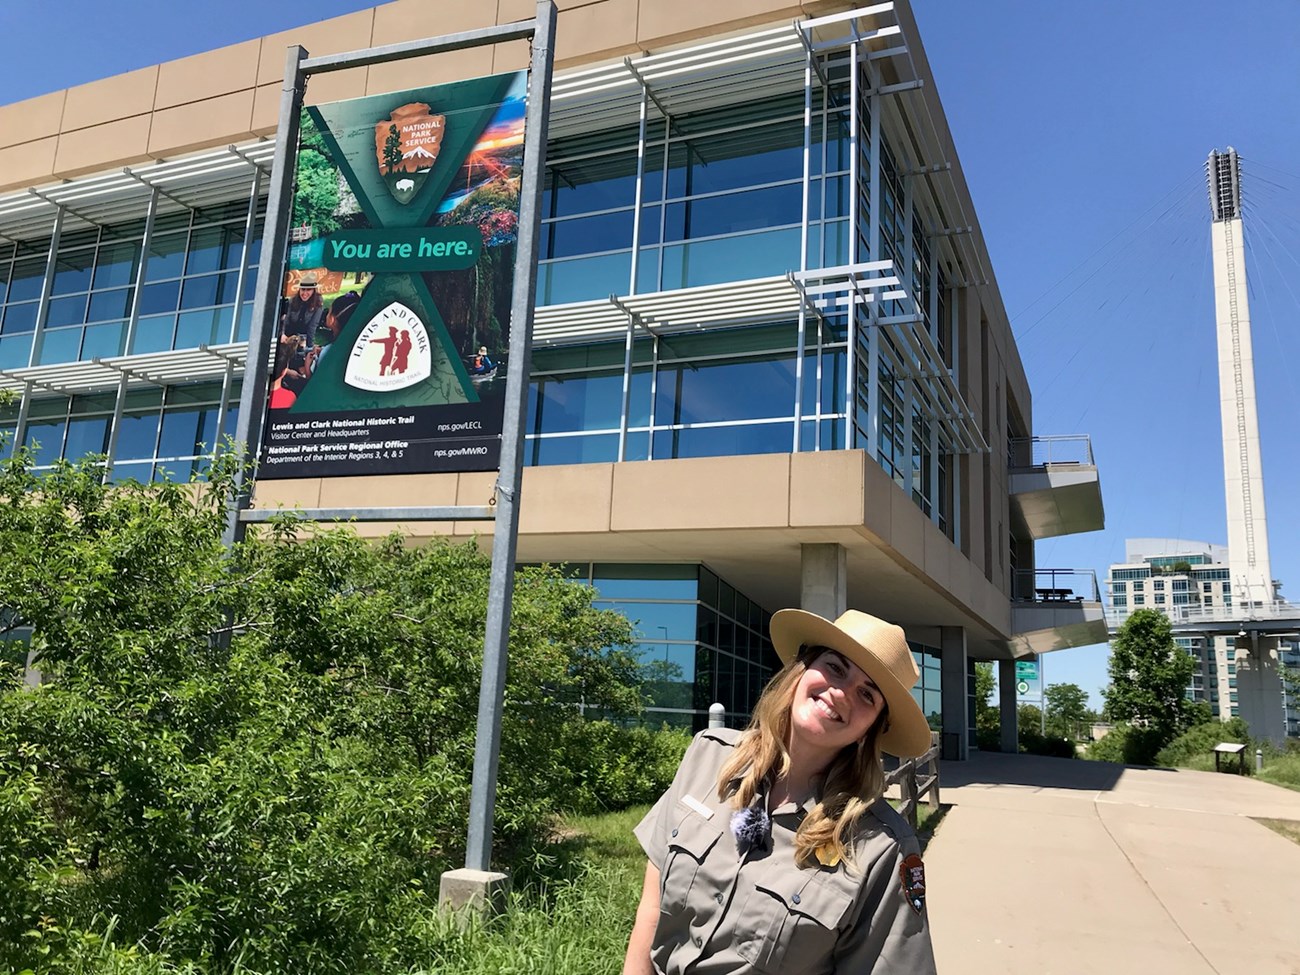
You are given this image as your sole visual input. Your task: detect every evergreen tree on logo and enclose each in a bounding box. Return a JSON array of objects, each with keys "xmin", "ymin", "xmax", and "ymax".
[{"xmin": 383, "ymin": 124, "xmax": 402, "ymax": 174}]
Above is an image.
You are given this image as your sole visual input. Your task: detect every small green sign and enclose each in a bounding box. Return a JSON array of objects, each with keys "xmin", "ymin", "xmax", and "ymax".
[
  {"xmin": 1015, "ymin": 660, "xmax": 1039, "ymax": 682},
  {"xmin": 319, "ymin": 227, "xmax": 481, "ymax": 272}
]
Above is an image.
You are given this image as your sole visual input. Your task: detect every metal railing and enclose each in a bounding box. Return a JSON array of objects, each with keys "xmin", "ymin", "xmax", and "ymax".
[
  {"xmin": 1012, "ymin": 568, "xmax": 1101, "ymax": 604},
  {"xmin": 885, "ymin": 733, "xmax": 940, "ymax": 829},
  {"xmin": 1105, "ymin": 599, "xmax": 1300, "ymax": 629},
  {"xmin": 1008, "ymin": 434, "xmax": 1095, "ymax": 470}
]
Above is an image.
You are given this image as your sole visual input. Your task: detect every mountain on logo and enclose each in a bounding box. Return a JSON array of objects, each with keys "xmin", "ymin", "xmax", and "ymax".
[{"xmin": 375, "ymin": 103, "xmax": 446, "ymax": 205}]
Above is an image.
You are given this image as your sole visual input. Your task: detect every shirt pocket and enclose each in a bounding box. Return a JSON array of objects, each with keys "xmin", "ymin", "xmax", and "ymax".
[
  {"xmin": 659, "ymin": 810, "xmax": 724, "ymax": 913},
  {"xmin": 737, "ymin": 876, "xmax": 854, "ymax": 974}
]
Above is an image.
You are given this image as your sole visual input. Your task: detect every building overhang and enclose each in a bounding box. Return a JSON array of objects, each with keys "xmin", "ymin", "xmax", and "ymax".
[
  {"xmin": 1008, "ymin": 436, "xmax": 1104, "ymax": 539},
  {"xmin": 252, "ymin": 448, "xmax": 1017, "ymax": 657},
  {"xmin": 1006, "ymin": 600, "xmax": 1109, "ymax": 657}
]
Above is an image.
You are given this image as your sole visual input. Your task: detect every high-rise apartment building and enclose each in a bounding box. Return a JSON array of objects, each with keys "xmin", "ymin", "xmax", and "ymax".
[
  {"xmin": 0, "ymin": 0, "xmax": 1107, "ymax": 755},
  {"xmin": 1107, "ymin": 538, "xmax": 1297, "ymax": 734}
]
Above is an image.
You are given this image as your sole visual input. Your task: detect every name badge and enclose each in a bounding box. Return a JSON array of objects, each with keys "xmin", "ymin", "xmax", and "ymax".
[{"xmin": 680, "ymin": 794, "xmax": 714, "ymax": 819}]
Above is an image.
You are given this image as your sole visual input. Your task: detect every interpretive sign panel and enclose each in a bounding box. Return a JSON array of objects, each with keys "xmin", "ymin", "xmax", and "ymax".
[{"xmin": 261, "ymin": 71, "xmax": 527, "ymax": 478}]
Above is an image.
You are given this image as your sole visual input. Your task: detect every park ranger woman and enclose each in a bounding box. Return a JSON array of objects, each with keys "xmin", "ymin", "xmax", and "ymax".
[{"xmin": 623, "ymin": 608, "xmax": 938, "ymax": 974}]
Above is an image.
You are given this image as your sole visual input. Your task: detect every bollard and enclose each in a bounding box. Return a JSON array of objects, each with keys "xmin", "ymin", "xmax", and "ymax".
[
  {"xmin": 709, "ymin": 702, "xmax": 725, "ymax": 728},
  {"xmin": 1256, "ymin": 748, "xmax": 1263, "ymax": 773}
]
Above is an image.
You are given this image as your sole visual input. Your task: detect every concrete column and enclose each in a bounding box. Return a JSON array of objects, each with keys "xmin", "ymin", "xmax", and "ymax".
[
  {"xmin": 998, "ymin": 658, "xmax": 1018, "ymax": 753},
  {"xmin": 940, "ymin": 627, "xmax": 968, "ymax": 760},
  {"xmin": 800, "ymin": 543, "xmax": 847, "ymax": 621},
  {"xmin": 1236, "ymin": 634, "xmax": 1286, "ymax": 745}
]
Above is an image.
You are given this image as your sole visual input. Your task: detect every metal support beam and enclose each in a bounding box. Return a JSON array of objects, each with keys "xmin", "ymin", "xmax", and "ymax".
[
  {"xmin": 27, "ymin": 207, "xmax": 63, "ymax": 369},
  {"xmin": 214, "ymin": 168, "xmax": 264, "ymax": 456},
  {"xmin": 224, "ymin": 45, "xmax": 307, "ymax": 547},
  {"xmin": 102, "ymin": 186, "xmax": 159, "ymax": 481},
  {"xmin": 464, "ymin": 0, "xmax": 556, "ymax": 875},
  {"xmin": 239, "ymin": 505, "xmax": 495, "ymax": 523},
  {"xmin": 301, "ymin": 20, "xmax": 537, "ymax": 74}
]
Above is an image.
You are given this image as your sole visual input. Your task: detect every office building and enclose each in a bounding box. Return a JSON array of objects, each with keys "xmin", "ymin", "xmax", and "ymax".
[{"xmin": 0, "ymin": 0, "xmax": 1107, "ymax": 754}]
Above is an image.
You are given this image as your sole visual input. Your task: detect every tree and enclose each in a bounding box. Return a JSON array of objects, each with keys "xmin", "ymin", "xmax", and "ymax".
[
  {"xmin": 383, "ymin": 122, "xmax": 403, "ymax": 174},
  {"xmin": 292, "ymin": 112, "xmax": 340, "ymax": 235},
  {"xmin": 0, "ymin": 447, "xmax": 669, "ymax": 974},
  {"xmin": 974, "ymin": 661, "xmax": 999, "ymax": 734},
  {"xmin": 1105, "ymin": 609, "xmax": 1196, "ymax": 742},
  {"xmin": 1044, "ymin": 682, "xmax": 1093, "ymax": 739}
]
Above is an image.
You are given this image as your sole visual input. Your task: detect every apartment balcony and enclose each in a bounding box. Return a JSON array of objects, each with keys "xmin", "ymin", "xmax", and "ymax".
[
  {"xmin": 1008, "ymin": 436, "xmax": 1104, "ymax": 539},
  {"xmin": 1006, "ymin": 569, "xmax": 1108, "ymax": 656}
]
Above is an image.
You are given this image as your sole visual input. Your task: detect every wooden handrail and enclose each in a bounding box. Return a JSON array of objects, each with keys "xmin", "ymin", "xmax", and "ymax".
[{"xmin": 885, "ymin": 737, "xmax": 942, "ymax": 829}]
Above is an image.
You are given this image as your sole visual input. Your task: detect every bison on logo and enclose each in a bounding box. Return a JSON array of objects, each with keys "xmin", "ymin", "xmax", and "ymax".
[{"xmin": 374, "ymin": 103, "xmax": 445, "ymax": 205}]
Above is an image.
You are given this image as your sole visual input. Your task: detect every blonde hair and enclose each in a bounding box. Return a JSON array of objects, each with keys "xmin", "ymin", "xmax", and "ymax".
[{"xmin": 716, "ymin": 647, "xmax": 887, "ymax": 871}]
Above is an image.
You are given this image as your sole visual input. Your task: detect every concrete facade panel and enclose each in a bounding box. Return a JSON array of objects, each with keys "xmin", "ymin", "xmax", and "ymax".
[
  {"xmin": 366, "ymin": 50, "xmax": 494, "ymax": 96},
  {"xmin": 518, "ymin": 463, "xmax": 614, "ymax": 534},
  {"xmin": 316, "ymin": 471, "xmax": 460, "ymax": 509},
  {"xmin": 610, "ymin": 455, "xmax": 790, "ymax": 531},
  {"xmin": 637, "ymin": 0, "xmax": 803, "ymax": 48},
  {"xmin": 148, "ymin": 91, "xmax": 258, "ymax": 158},
  {"xmin": 0, "ymin": 91, "xmax": 66, "ymax": 150},
  {"xmin": 155, "ymin": 41, "xmax": 262, "ymax": 111},
  {"xmin": 256, "ymin": 11, "xmax": 376, "ymax": 85},
  {"xmin": 252, "ymin": 476, "xmax": 323, "ymax": 510},
  {"xmin": 53, "ymin": 115, "xmax": 153, "ymax": 179},
  {"xmin": 788, "ymin": 450, "xmax": 864, "ymax": 528},
  {"xmin": 491, "ymin": 40, "xmax": 534, "ymax": 74},
  {"xmin": 0, "ymin": 136, "xmax": 58, "ymax": 193},
  {"xmin": 61, "ymin": 66, "xmax": 158, "ymax": 132}
]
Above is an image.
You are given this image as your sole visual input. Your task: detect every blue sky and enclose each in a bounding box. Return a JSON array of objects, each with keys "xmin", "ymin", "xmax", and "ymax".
[{"xmin": 3, "ymin": 1, "xmax": 1299, "ymax": 708}]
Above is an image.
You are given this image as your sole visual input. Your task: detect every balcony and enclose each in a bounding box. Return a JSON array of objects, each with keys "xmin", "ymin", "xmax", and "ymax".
[
  {"xmin": 1008, "ymin": 436, "xmax": 1104, "ymax": 539},
  {"xmin": 1007, "ymin": 569, "xmax": 1109, "ymax": 656}
]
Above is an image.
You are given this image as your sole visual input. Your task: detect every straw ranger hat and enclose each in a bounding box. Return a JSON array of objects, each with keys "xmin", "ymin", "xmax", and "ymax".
[
  {"xmin": 770, "ymin": 608, "xmax": 932, "ymax": 758},
  {"xmin": 297, "ymin": 272, "xmax": 319, "ymax": 289}
]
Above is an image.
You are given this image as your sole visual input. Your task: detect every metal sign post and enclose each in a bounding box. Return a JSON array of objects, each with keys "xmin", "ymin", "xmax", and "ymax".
[{"xmin": 222, "ymin": 1, "xmax": 557, "ymax": 910}]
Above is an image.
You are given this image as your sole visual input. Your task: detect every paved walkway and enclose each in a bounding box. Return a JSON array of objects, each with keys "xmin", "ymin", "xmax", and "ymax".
[{"xmin": 926, "ymin": 752, "xmax": 1300, "ymax": 975}]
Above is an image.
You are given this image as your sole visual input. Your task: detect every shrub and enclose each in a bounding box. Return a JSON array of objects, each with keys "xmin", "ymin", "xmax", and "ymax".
[
  {"xmin": 1156, "ymin": 717, "xmax": 1251, "ymax": 768},
  {"xmin": 1085, "ymin": 722, "xmax": 1166, "ymax": 765},
  {"xmin": 975, "ymin": 726, "xmax": 1002, "ymax": 752},
  {"xmin": 1019, "ymin": 729, "xmax": 1077, "ymax": 759},
  {"xmin": 0, "ymin": 451, "xmax": 659, "ymax": 974}
]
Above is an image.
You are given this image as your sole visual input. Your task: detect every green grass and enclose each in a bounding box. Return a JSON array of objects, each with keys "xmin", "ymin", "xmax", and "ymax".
[
  {"xmin": 1258, "ymin": 753, "xmax": 1300, "ymax": 793},
  {"xmin": 402, "ymin": 806, "xmax": 652, "ymax": 975}
]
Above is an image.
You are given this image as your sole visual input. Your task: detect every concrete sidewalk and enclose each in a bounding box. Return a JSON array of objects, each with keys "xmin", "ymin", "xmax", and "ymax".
[{"xmin": 926, "ymin": 752, "xmax": 1300, "ymax": 975}]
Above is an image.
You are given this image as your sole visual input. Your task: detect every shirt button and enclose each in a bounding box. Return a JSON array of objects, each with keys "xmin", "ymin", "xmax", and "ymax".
[
  {"xmin": 715, "ymin": 893, "xmax": 724, "ymax": 903},
  {"xmin": 693, "ymin": 937, "xmax": 702, "ymax": 947},
  {"xmin": 671, "ymin": 828, "xmax": 679, "ymax": 837},
  {"xmin": 792, "ymin": 893, "xmax": 802, "ymax": 904}
]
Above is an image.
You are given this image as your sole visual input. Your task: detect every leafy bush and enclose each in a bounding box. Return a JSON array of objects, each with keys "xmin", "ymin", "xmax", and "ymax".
[
  {"xmin": 1155, "ymin": 717, "xmax": 1251, "ymax": 768},
  {"xmin": 1084, "ymin": 722, "xmax": 1167, "ymax": 765},
  {"xmin": 975, "ymin": 726, "xmax": 1002, "ymax": 752},
  {"xmin": 0, "ymin": 450, "xmax": 667, "ymax": 974},
  {"xmin": 1018, "ymin": 729, "xmax": 1077, "ymax": 759}
]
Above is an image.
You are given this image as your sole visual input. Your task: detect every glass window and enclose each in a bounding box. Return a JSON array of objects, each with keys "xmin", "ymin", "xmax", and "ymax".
[
  {"xmin": 37, "ymin": 328, "xmax": 83, "ymax": 365},
  {"xmin": 87, "ymin": 288, "xmax": 133, "ymax": 323},
  {"xmin": 529, "ymin": 433, "xmax": 618, "ymax": 466},
  {"xmin": 116, "ymin": 411, "xmax": 161, "ymax": 461},
  {"xmin": 542, "ymin": 209, "xmax": 635, "ymax": 260},
  {"xmin": 45, "ymin": 294, "xmax": 88, "ymax": 328},
  {"xmin": 138, "ymin": 280, "xmax": 180, "ymax": 316},
  {"xmin": 94, "ymin": 241, "xmax": 141, "ymax": 289},
  {"xmin": 593, "ymin": 600, "xmax": 699, "ymax": 642},
  {"xmin": 1, "ymin": 302, "xmax": 39, "ymax": 334},
  {"xmin": 532, "ymin": 371, "xmax": 624, "ymax": 434},
  {"xmin": 655, "ymin": 421, "xmax": 793, "ymax": 460},
  {"xmin": 666, "ymin": 121, "xmax": 803, "ymax": 197},
  {"xmin": 51, "ymin": 249, "xmax": 94, "ymax": 295},
  {"xmin": 132, "ymin": 314, "xmax": 176, "ymax": 353},
  {"xmin": 0, "ymin": 334, "xmax": 32, "ymax": 369},
  {"xmin": 655, "ymin": 356, "xmax": 796, "ymax": 425},
  {"xmin": 8, "ymin": 259, "xmax": 47, "ymax": 302},
  {"xmin": 663, "ymin": 183, "xmax": 802, "ymax": 242},
  {"xmin": 659, "ymin": 227, "xmax": 801, "ymax": 290},
  {"xmin": 63, "ymin": 417, "xmax": 109, "ymax": 461},
  {"xmin": 24, "ymin": 420, "xmax": 66, "ymax": 467},
  {"xmin": 592, "ymin": 564, "xmax": 698, "ymax": 601},
  {"xmin": 180, "ymin": 271, "xmax": 236, "ymax": 310},
  {"xmin": 545, "ymin": 150, "xmax": 639, "ymax": 217},
  {"xmin": 538, "ymin": 252, "xmax": 631, "ymax": 306},
  {"xmin": 80, "ymin": 322, "xmax": 124, "ymax": 359},
  {"xmin": 145, "ymin": 232, "xmax": 189, "ymax": 280},
  {"xmin": 158, "ymin": 406, "xmax": 217, "ymax": 459},
  {"xmin": 185, "ymin": 226, "xmax": 227, "ymax": 275}
]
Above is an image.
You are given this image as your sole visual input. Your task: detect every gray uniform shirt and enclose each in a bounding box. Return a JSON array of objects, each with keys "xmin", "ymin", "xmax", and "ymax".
[{"xmin": 634, "ymin": 728, "xmax": 937, "ymax": 974}]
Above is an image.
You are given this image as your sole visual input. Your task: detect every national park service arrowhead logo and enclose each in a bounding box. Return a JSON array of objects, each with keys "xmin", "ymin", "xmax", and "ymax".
[
  {"xmin": 375, "ymin": 103, "xmax": 445, "ymax": 205},
  {"xmin": 898, "ymin": 853, "xmax": 926, "ymax": 915},
  {"xmin": 345, "ymin": 301, "xmax": 432, "ymax": 392}
]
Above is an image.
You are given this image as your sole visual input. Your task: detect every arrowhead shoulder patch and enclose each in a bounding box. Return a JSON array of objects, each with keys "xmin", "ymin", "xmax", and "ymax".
[{"xmin": 898, "ymin": 853, "xmax": 926, "ymax": 915}]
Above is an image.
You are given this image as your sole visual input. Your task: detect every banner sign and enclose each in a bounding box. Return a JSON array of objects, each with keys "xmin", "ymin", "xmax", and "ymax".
[{"xmin": 261, "ymin": 71, "xmax": 527, "ymax": 478}]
